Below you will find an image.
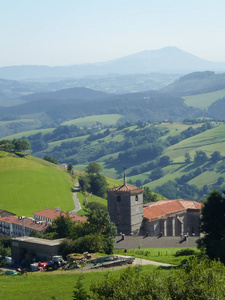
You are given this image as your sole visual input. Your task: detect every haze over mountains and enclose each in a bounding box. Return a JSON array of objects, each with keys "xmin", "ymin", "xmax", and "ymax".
[{"xmin": 1, "ymin": 47, "xmax": 225, "ymax": 81}]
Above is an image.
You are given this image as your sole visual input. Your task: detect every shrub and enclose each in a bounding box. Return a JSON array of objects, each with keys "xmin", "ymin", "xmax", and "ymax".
[{"xmin": 174, "ymin": 248, "xmax": 196, "ymax": 257}]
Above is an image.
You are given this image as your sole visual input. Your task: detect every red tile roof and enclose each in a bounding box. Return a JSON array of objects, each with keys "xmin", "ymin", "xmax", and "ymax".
[
  {"xmin": 0, "ymin": 216, "xmax": 18, "ymax": 224},
  {"xmin": 108, "ymin": 184, "xmax": 143, "ymax": 193},
  {"xmin": 12, "ymin": 217, "xmax": 48, "ymax": 232},
  {"xmin": 144, "ymin": 199, "xmax": 202, "ymax": 221},
  {"xmin": 33, "ymin": 208, "xmax": 87, "ymax": 222}
]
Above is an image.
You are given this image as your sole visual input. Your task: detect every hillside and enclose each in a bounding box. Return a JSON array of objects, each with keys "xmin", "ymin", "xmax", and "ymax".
[
  {"xmin": 2, "ymin": 70, "xmax": 225, "ymax": 138},
  {"xmin": 18, "ymin": 120, "xmax": 225, "ymax": 201},
  {"xmin": 0, "ymin": 152, "xmax": 75, "ymax": 216},
  {"xmin": 161, "ymin": 71, "xmax": 225, "ymax": 97}
]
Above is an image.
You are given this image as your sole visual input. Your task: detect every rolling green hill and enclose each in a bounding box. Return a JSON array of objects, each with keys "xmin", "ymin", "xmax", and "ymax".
[
  {"xmin": 0, "ymin": 152, "xmax": 75, "ymax": 216},
  {"xmin": 183, "ymin": 89, "xmax": 225, "ymax": 109},
  {"xmin": 62, "ymin": 114, "xmax": 123, "ymax": 127}
]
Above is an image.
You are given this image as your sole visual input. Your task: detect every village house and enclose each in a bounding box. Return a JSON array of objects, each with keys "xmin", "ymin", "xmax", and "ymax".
[
  {"xmin": 0, "ymin": 216, "xmax": 18, "ymax": 236},
  {"xmin": 0, "ymin": 216, "xmax": 48, "ymax": 237},
  {"xmin": 0, "ymin": 207, "xmax": 87, "ymax": 238},
  {"xmin": 33, "ymin": 208, "xmax": 87, "ymax": 223}
]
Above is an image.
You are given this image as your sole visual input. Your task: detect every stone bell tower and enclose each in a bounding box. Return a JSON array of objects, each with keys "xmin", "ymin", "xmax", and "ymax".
[{"xmin": 107, "ymin": 172, "xmax": 143, "ymax": 235}]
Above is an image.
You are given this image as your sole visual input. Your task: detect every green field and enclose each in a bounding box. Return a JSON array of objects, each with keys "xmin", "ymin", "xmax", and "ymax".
[
  {"xmin": 165, "ymin": 124, "xmax": 225, "ymax": 160},
  {"xmin": 0, "ymin": 246, "xmax": 198, "ymax": 299},
  {"xmin": 62, "ymin": 114, "xmax": 123, "ymax": 127},
  {"xmin": 0, "ymin": 152, "xmax": 74, "ymax": 216},
  {"xmin": 4, "ymin": 128, "xmax": 55, "ymax": 140},
  {"xmin": 183, "ymin": 89, "xmax": 225, "ymax": 109},
  {"xmin": 0, "ymin": 264, "xmax": 158, "ymax": 300}
]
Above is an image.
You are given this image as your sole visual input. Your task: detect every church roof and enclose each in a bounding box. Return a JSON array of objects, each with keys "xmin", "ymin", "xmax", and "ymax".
[
  {"xmin": 108, "ymin": 184, "xmax": 143, "ymax": 193},
  {"xmin": 143, "ymin": 199, "xmax": 202, "ymax": 221}
]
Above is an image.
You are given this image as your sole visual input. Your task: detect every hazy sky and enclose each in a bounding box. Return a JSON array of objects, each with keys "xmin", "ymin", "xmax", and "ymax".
[{"xmin": 1, "ymin": 0, "xmax": 225, "ymax": 66}]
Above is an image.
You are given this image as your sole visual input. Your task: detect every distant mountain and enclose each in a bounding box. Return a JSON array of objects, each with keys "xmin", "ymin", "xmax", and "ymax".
[{"xmin": 1, "ymin": 47, "xmax": 225, "ymax": 81}]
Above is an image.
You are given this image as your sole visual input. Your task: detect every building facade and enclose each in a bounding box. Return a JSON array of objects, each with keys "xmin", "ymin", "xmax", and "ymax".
[
  {"xmin": 107, "ymin": 180, "xmax": 202, "ymax": 237},
  {"xmin": 143, "ymin": 199, "xmax": 202, "ymax": 236}
]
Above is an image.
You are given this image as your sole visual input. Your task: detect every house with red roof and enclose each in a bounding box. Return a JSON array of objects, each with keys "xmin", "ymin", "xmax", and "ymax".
[
  {"xmin": 0, "ymin": 216, "xmax": 18, "ymax": 236},
  {"xmin": 0, "ymin": 216, "xmax": 49, "ymax": 237},
  {"xmin": 33, "ymin": 208, "xmax": 87, "ymax": 223}
]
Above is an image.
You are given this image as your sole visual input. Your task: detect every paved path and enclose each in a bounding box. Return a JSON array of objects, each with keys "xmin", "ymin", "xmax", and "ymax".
[
  {"xmin": 114, "ymin": 235, "xmax": 199, "ymax": 249},
  {"xmin": 133, "ymin": 258, "xmax": 175, "ymax": 267},
  {"xmin": 70, "ymin": 182, "xmax": 81, "ymax": 214}
]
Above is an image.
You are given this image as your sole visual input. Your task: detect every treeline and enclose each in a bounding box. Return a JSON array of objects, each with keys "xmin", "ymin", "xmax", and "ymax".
[
  {"xmin": 165, "ymin": 122, "xmax": 213, "ymax": 146},
  {"xmin": 0, "ymin": 139, "xmax": 30, "ymax": 152}
]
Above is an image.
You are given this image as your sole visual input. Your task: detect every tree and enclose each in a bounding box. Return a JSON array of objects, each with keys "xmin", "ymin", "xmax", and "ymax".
[
  {"xmin": 198, "ymin": 190, "xmax": 225, "ymax": 262},
  {"xmin": 143, "ymin": 186, "xmax": 157, "ymax": 203},
  {"xmin": 67, "ymin": 163, "xmax": 73, "ymax": 173},
  {"xmin": 45, "ymin": 214, "xmax": 75, "ymax": 239},
  {"xmin": 43, "ymin": 155, "xmax": 58, "ymax": 165},
  {"xmin": 87, "ymin": 209, "xmax": 117, "ymax": 237},
  {"xmin": 86, "ymin": 162, "xmax": 101, "ymax": 175},
  {"xmin": 13, "ymin": 139, "xmax": 31, "ymax": 152},
  {"xmin": 159, "ymin": 155, "xmax": 171, "ymax": 167},
  {"xmin": 150, "ymin": 167, "xmax": 164, "ymax": 181},
  {"xmin": 89, "ymin": 173, "xmax": 108, "ymax": 198},
  {"xmin": 73, "ymin": 276, "xmax": 90, "ymax": 300},
  {"xmin": 78, "ymin": 175, "xmax": 90, "ymax": 192},
  {"xmin": 185, "ymin": 152, "xmax": 191, "ymax": 163},
  {"xmin": 194, "ymin": 150, "xmax": 208, "ymax": 164},
  {"xmin": 211, "ymin": 151, "xmax": 222, "ymax": 162}
]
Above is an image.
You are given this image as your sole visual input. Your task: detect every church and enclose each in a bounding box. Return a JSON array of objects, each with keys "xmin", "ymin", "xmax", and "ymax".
[{"xmin": 107, "ymin": 177, "xmax": 202, "ymax": 237}]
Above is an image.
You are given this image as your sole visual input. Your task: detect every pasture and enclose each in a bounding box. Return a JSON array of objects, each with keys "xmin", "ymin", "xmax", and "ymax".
[
  {"xmin": 183, "ymin": 89, "xmax": 225, "ymax": 109},
  {"xmin": 61, "ymin": 114, "xmax": 123, "ymax": 127},
  {"xmin": 3, "ymin": 128, "xmax": 55, "ymax": 140},
  {"xmin": 0, "ymin": 245, "xmax": 198, "ymax": 299},
  {"xmin": 0, "ymin": 153, "xmax": 74, "ymax": 216}
]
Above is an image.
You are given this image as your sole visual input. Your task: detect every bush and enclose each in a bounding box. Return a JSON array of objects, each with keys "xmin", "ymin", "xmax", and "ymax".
[{"xmin": 174, "ymin": 248, "xmax": 196, "ymax": 257}]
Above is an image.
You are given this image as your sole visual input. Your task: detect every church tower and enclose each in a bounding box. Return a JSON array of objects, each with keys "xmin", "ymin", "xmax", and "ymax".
[{"xmin": 107, "ymin": 173, "xmax": 144, "ymax": 235}]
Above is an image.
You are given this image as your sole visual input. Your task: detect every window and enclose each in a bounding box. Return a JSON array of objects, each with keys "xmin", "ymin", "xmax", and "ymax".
[
  {"xmin": 117, "ymin": 195, "xmax": 121, "ymax": 202},
  {"xmin": 135, "ymin": 195, "xmax": 138, "ymax": 201}
]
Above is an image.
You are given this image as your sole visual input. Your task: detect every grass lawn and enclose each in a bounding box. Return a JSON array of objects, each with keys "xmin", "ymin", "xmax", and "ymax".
[
  {"xmin": 114, "ymin": 247, "xmax": 199, "ymax": 265},
  {"xmin": 0, "ymin": 264, "xmax": 160, "ymax": 300},
  {"xmin": 0, "ymin": 245, "xmax": 198, "ymax": 299},
  {"xmin": 0, "ymin": 153, "xmax": 74, "ymax": 216}
]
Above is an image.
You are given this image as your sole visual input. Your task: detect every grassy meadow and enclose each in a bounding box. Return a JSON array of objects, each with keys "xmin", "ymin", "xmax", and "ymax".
[
  {"xmin": 4, "ymin": 128, "xmax": 55, "ymax": 140},
  {"xmin": 183, "ymin": 89, "xmax": 225, "ymax": 109},
  {"xmin": 0, "ymin": 152, "xmax": 74, "ymax": 216},
  {"xmin": 0, "ymin": 264, "xmax": 158, "ymax": 300},
  {"xmin": 62, "ymin": 114, "xmax": 123, "ymax": 127},
  {"xmin": 0, "ymin": 245, "xmax": 198, "ymax": 299}
]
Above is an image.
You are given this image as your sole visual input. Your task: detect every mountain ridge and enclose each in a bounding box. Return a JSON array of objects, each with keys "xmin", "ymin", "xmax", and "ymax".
[{"xmin": 1, "ymin": 47, "xmax": 225, "ymax": 81}]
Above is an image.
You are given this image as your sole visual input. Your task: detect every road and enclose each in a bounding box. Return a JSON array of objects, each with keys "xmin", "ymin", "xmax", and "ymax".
[{"xmin": 70, "ymin": 182, "xmax": 81, "ymax": 214}]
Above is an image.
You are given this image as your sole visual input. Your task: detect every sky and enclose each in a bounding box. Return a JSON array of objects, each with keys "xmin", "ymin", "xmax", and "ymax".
[{"xmin": 1, "ymin": 0, "xmax": 225, "ymax": 67}]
